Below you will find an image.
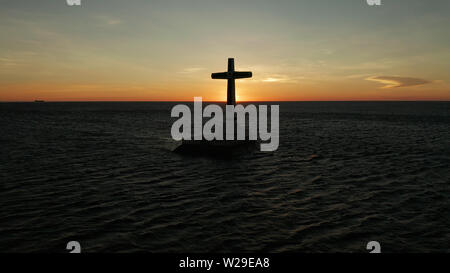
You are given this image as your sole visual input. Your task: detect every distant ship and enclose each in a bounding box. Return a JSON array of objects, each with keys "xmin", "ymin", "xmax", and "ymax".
[{"xmin": 34, "ymin": 100, "xmax": 45, "ymax": 103}]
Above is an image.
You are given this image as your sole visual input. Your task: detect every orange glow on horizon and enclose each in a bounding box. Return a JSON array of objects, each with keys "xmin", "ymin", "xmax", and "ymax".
[{"xmin": 1, "ymin": 82, "xmax": 449, "ymax": 102}]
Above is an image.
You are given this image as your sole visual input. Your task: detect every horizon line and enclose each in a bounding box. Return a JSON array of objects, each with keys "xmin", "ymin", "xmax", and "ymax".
[{"xmin": 1, "ymin": 100, "xmax": 449, "ymax": 103}]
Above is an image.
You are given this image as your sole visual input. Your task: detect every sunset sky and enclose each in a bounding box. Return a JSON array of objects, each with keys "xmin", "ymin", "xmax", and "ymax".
[{"xmin": 0, "ymin": 0, "xmax": 449, "ymax": 101}]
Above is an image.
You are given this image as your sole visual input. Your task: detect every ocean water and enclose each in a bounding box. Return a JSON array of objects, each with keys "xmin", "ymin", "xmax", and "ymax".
[{"xmin": 0, "ymin": 101, "xmax": 449, "ymax": 253}]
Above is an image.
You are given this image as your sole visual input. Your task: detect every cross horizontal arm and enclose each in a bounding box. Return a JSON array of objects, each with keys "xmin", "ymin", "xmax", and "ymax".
[
  {"xmin": 234, "ymin": 71, "xmax": 252, "ymax": 79},
  {"xmin": 211, "ymin": 72, "xmax": 228, "ymax": 79}
]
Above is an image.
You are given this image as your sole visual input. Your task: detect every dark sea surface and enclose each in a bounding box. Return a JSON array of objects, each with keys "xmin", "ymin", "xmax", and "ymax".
[{"xmin": 0, "ymin": 101, "xmax": 449, "ymax": 253}]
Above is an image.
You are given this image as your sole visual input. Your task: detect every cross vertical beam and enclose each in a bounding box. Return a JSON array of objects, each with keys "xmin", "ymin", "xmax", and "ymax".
[
  {"xmin": 227, "ymin": 58, "xmax": 236, "ymax": 105},
  {"xmin": 211, "ymin": 58, "xmax": 252, "ymax": 105}
]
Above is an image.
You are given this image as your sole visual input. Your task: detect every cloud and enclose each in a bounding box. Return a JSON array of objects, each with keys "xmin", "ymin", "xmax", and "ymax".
[
  {"xmin": 366, "ymin": 76, "xmax": 431, "ymax": 88},
  {"xmin": 179, "ymin": 67, "xmax": 205, "ymax": 74},
  {"xmin": 262, "ymin": 77, "xmax": 283, "ymax": 82},
  {"xmin": 106, "ymin": 19, "xmax": 122, "ymax": 25},
  {"xmin": 95, "ymin": 15, "xmax": 123, "ymax": 26},
  {"xmin": 260, "ymin": 74, "xmax": 305, "ymax": 83}
]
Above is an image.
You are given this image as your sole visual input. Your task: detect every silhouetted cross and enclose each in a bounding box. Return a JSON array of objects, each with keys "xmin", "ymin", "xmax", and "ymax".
[{"xmin": 211, "ymin": 58, "xmax": 252, "ymax": 105}]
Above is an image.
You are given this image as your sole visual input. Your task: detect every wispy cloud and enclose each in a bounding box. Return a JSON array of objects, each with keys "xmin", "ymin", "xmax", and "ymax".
[
  {"xmin": 260, "ymin": 74, "xmax": 305, "ymax": 83},
  {"xmin": 262, "ymin": 77, "xmax": 283, "ymax": 82},
  {"xmin": 0, "ymin": 57, "xmax": 24, "ymax": 66},
  {"xmin": 366, "ymin": 76, "xmax": 431, "ymax": 88},
  {"xmin": 95, "ymin": 15, "xmax": 123, "ymax": 26},
  {"xmin": 179, "ymin": 67, "xmax": 205, "ymax": 74},
  {"xmin": 106, "ymin": 19, "xmax": 122, "ymax": 25}
]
